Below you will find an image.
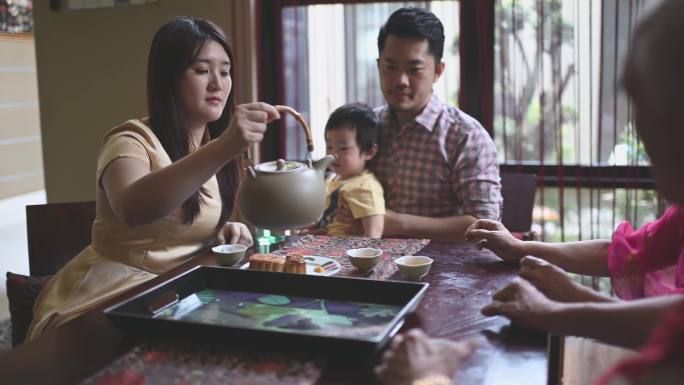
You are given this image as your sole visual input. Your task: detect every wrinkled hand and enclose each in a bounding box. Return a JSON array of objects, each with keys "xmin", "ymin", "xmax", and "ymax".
[
  {"xmin": 220, "ymin": 102, "xmax": 280, "ymax": 153},
  {"xmin": 481, "ymin": 278, "xmax": 560, "ymax": 331},
  {"xmin": 519, "ymin": 256, "xmax": 609, "ymax": 303},
  {"xmin": 374, "ymin": 329, "xmax": 478, "ymax": 385},
  {"xmin": 519, "ymin": 256, "xmax": 575, "ymax": 302},
  {"xmin": 464, "ymin": 219, "xmax": 525, "ymax": 263},
  {"xmin": 217, "ymin": 222, "xmax": 253, "ymax": 246}
]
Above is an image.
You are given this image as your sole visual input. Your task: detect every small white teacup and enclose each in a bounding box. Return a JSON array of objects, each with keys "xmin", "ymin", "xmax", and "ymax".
[
  {"xmin": 395, "ymin": 256, "xmax": 433, "ymax": 280},
  {"xmin": 212, "ymin": 244, "xmax": 248, "ymax": 267},
  {"xmin": 346, "ymin": 247, "xmax": 383, "ymax": 272}
]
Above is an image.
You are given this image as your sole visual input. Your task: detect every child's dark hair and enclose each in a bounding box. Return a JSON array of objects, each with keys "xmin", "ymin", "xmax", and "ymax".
[
  {"xmin": 377, "ymin": 7, "xmax": 445, "ymax": 65},
  {"xmin": 325, "ymin": 103, "xmax": 380, "ymax": 153}
]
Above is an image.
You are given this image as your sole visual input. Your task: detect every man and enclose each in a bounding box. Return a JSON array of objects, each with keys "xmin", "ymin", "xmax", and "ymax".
[{"xmin": 371, "ymin": 7, "xmax": 502, "ymax": 240}]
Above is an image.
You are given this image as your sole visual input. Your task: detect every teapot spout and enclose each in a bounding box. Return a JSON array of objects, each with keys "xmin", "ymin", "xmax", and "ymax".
[{"xmin": 313, "ymin": 154, "xmax": 336, "ymax": 173}]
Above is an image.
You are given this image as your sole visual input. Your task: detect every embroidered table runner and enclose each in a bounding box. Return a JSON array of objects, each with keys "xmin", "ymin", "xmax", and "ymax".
[
  {"xmin": 274, "ymin": 235, "xmax": 430, "ymax": 280},
  {"xmin": 81, "ymin": 236, "xmax": 430, "ymax": 384},
  {"xmin": 80, "ymin": 343, "xmax": 323, "ymax": 385}
]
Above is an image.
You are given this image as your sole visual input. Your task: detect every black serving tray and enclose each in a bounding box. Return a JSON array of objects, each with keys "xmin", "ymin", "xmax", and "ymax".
[{"xmin": 104, "ymin": 266, "xmax": 428, "ymax": 365}]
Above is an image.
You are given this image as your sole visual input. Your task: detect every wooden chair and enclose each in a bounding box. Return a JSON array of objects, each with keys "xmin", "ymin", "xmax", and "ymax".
[
  {"xmin": 6, "ymin": 201, "xmax": 96, "ymax": 346},
  {"xmin": 26, "ymin": 201, "xmax": 96, "ymax": 276},
  {"xmin": 500, "ymin": 172, "xmax": 537, "ymax": 233}
]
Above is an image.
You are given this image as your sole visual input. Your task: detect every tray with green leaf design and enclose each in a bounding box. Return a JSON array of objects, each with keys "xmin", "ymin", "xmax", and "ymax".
[{"xmin": 104, "ymin": 266, "xmax": 428, "ymax": 363}]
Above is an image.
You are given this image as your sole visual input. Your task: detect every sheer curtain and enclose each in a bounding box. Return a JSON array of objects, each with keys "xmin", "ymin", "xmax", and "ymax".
[
  {"xmin": 265, "ymin": 0, "xmax": 659, "ymax": 248},
  {"xmin": 281, "ymin": 6, "xmax": 310, "ymax": 159},
  {"xmin": 494, "ymin": 0, "xmax": 660, "ymax": 248},
  {"xmin": 278, "ymin": 1, "xmax": 460, "ymax": 160}
]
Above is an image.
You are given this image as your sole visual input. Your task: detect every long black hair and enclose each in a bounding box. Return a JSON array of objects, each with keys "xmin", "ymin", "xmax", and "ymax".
[{"xmin": 147, "ymin": 16, "xmax": 241, "ymax": 226}]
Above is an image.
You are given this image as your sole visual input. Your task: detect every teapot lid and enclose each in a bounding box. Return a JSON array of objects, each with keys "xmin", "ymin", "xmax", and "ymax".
[{"xmin": 254, "ymin": 159, "xmax": 306, "ymax": 173}]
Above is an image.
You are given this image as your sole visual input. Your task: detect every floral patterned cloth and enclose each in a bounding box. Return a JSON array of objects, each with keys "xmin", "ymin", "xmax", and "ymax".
[
  {"xmin": 274, "ymin": 235, "xmax": 430, "ymax": 279},
  {"xmin": 608, "ymin": 205, "xmax": 684, "ymax": 299},
  {"xmin": 81, "ymin": 236, "xmax": 430, "ymax": 384},
  {"xmin": 80, "ymin": 343, "xmax": 323, "ymax": 385}
]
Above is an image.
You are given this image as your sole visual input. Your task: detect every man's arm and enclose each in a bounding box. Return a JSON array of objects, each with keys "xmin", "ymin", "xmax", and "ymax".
[
  {"xmin": 448, "ymin": 116, "xmax": 502, "ymax": 241},
  {"xmin": 362, "ymin": 214, "xmax": 384, "ymax": 238},
  {"xmin": 384, "ymin": 210, "xmax": 477, "ymax": 241}
]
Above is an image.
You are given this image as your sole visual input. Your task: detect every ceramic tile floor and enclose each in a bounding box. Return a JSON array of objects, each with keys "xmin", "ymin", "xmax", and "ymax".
[{"xmin": 0, "ymin": 190, "xmax": 46, "ymax": 320}]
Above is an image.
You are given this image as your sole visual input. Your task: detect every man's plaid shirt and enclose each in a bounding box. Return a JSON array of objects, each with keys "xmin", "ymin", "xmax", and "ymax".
[{"xmin": 371, "ymin": 94, "xmax": 502, "ymax": 220}]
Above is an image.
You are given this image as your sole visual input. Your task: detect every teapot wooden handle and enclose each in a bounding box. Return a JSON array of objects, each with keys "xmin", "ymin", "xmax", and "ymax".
[{"xmin": 275, "ymin": 105, "xmax": 314, "ymax": 153}]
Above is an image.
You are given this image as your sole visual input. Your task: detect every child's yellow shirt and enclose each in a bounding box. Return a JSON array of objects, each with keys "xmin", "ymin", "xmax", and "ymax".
[{"xmin": 321, "ymin": 170, "xmax": 385, "ymax": 236}]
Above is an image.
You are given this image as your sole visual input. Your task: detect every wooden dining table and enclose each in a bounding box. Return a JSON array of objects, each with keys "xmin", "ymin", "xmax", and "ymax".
[{"xmin": 0, "ymin": 240, "xmax": 557, "ymax": 385}]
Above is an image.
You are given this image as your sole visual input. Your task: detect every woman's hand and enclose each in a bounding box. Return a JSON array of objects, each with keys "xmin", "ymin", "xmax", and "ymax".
[
  {"xmin": 217, "ymin": 222, "xmax": 253, "ymax": 246},
  {"xmin": 518, "ymin": 256, "xmax": 577, "ymax": 302},
  {"xmin": 519, "ymin": 256, "xmax": 618, "ymax": 303},
  {"xmin": 219, "ymin": 102, "xmax": 280, "ymax": 155},
  {"xmin": 481, "ymin": 278, "xmax": 561, "ymax": 331},
  {"xmin": 375, "ymin": 329, "xmax": 478, "ymax": 385},
  {"xmin": 464, "ymin": 219, "xmax": 526, "ymax": 263}
]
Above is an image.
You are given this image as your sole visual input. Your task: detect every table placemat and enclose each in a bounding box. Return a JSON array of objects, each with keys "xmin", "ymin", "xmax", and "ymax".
[
  {"xmin": 80, "ymin": 343, "xmax": 322, "ymax": 385},
  {"xmin": 273, "ymin": 235, "xmax": 430, "ymax": 279}
]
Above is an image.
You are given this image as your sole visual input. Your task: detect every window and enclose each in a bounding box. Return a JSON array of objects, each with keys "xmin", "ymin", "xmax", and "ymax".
[
  {"xmin": 279, "ymin": 1, "xmax": 460, "ymax": 160},
  {"xmin": 493, "ymin": 0, "xmax": 661, "ymax": 241},
  {"xmin": 532, "ymin": 187, "xmax": 661, "ymax": 242},
  {"xmin": 262, "ymin": 0, "xmax": 663, "ymax": 243}
]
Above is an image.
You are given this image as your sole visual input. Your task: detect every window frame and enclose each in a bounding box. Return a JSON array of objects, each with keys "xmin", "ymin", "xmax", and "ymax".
[{"xmin": 257, "ymin": 0, "xmax": 657, "ymax": 192}]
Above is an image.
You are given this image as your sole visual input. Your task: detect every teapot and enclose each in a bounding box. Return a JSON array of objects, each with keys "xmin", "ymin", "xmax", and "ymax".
[{"xmin": 236, "ymin": 105, "xmax": 335, "ymax": 230}]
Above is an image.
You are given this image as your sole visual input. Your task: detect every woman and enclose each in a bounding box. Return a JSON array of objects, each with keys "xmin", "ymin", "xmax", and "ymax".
[
  {"xmin": 27, "ymin": 17, "xmax": 279, "ymax": 339},
  {"xmin": 377, "ymin": 1, "xmax": 684, "ymax": 383},
  {"xmin": 463, "ymin": 209, "xmax": 683, "ymax": 303}
]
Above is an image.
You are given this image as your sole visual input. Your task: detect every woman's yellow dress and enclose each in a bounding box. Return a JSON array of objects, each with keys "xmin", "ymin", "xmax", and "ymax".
[{"xmin": 27, "ymin": 119, "xmax": 222, "ymax": 340}]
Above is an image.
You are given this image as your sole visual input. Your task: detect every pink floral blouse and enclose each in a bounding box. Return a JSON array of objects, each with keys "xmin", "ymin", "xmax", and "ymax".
[
  {"xmin": 595, "ymin": 299, "xmax": 684, "ymax": 385},
  {"xmin": 608, "ymin": 205, "xmax": 684, "ymax": 300}
]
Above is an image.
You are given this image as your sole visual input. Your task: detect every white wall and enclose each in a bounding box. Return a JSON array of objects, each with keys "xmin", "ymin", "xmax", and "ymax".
[
  {"xmin": 33, "ymin": 0, "xmax": 234, "ymax": 202},
  {"xmin": 0, "ymin": 36, "xmax": 43, "ymax": 198}
]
